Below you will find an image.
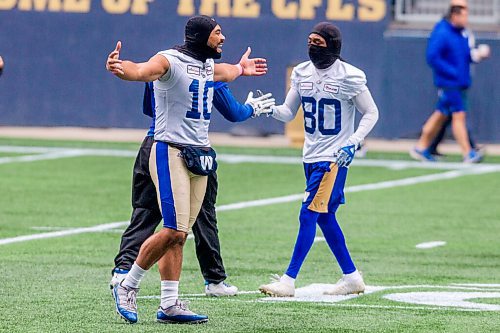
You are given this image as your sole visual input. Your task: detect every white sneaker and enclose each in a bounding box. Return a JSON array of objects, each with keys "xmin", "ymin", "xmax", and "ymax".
[
  {"xmin": 259, "ymin": 274, "xmax": 295, "ymax": 297},
  {"xmin": 109, "ymin": 269, "xmax": 129, "ymax": 290},
  {"xmin": 205, "ymin": 281, "xmax": 238, "ymax": 297},
  {"xmin": 323, "ymin": 271, "xmax": 365, "ymax": 295}
]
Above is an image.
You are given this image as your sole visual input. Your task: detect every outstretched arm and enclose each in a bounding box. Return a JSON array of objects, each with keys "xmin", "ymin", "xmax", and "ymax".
[
  {"xmin": 106, "ymin": 41, "xmax": 170, "ymax": 82},
  {"xmin": 213, "ymin": 82, "xmax": 253, "ymax": 122},
  {"xmin": 214, "ymin": 47, "xmax": 267, "ymax": 82},
  {"xmin": 213, "ymin": 82, "xmax": 275, "ymax": 121},
  {"xmin": 271, "ymin": 87, "xmax": 301, "ymax": 122}
]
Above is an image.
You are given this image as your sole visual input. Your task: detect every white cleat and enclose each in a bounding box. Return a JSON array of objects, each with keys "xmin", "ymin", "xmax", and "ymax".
[
  {"xmin": 259, "ymin": 274, "xmax": 295, "ymax": 297},
  {"xmin": 205, "ymin": 281, "xmax": 238, "ymax": 297},
  {"xmin": 323, "ymin": 271, "xmax": 365, "ymax": 295},
  {"xmin": 109, "ymin": 269, "xmax": 128, "ymax": 290}
]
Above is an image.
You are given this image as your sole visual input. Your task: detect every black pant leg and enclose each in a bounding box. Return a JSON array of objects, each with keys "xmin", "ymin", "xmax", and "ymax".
[
  {"xmin": 192, "ymin": 172, "xmax": 227, "ymax": 284},
  {"xmin": 113, "ymin": 136, "xmax": 162, "ymax": 271}
]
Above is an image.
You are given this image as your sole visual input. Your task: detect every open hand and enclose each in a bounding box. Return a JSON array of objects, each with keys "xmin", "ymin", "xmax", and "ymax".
[
  {"xmin": 239, "ymin": 47, "xmax": 267, "ymax": 76},
  {"xmin": 106, "ymin": 41, "xmax": 124, "ymax": 76}
]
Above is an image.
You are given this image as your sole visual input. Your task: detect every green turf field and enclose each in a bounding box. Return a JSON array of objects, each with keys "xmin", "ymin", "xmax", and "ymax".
[{"xmin": 1, "ymin": 138, "xmax": 499, "ymax": 333}]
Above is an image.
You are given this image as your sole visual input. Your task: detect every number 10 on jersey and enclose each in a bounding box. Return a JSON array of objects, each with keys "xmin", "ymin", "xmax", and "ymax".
[{"xmin": 186, "ymin": 79, "xmax": 214, "ymax": 120}]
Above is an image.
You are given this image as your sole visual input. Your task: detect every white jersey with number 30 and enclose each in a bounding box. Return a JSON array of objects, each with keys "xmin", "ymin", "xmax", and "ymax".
[
  {"xmin": 154, "ymin": 49, "xmax": 215, "ymax": 147},
  {"xmin": 291, "ymin": 60, "xmax": 367, "ymax": 163}
]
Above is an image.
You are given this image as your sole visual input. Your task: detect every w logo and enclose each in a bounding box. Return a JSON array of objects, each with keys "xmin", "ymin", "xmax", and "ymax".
[{"xmin": 200, "ymin": 156, "xmax": 214, "ymax": 170}]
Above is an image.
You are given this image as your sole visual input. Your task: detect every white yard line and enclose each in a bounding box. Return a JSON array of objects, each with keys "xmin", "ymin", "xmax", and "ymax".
[
  {"xmin": 0, "ymin": 151, "xmax": 88, "ymax": 165},
  {"xmin": 416, "ymin": 241, "xmax": 447, "ymax": 249},
  {"xmin": 0, "ymin": 221, "xmax": 129, "ymax": 245},
  {"xmin": 1, "ymin": 145, "xmax": 499, "ymax": 170},
  {"xmin": 137, "ymin": 283, "xmax": 500, "ymax": 312},
  {"xmin": 314, "ymin": 236, "xmax": 326, "ymax": 243},
  {"xmin": 1, "ymin": 146, "xmax": 499, "ymax": 246}
]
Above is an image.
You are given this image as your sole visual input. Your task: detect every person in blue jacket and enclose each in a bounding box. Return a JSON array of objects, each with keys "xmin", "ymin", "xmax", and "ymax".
[
  {"xmin": 411, "ymin": 0, "xmax": 490, "ymax": 163},
  {"xmin": 110, "ymin": 82, "xmax": 274, "ymax": 297}
]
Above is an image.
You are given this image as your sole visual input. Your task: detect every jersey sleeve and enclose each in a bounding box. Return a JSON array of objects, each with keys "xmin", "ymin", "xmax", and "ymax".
[
  {"xmin": 341, "ymin": 66, "xmax": 368, "ymax": 99},
  {"xmin": 156, "ymin": 51, "xmax": 175, "ymax": 82},
  {"xmin": 213, "ymin": 82, "xmax": 253, "ymax": 122},
  {"xmin": 290, "ymin": 67, "xmax": 300, "ymax": 92}
]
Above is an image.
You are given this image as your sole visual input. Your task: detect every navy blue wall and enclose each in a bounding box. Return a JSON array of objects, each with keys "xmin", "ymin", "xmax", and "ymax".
[{"xmin": 0, "ymin": 1, "xmax": 498, "ymax": 141}]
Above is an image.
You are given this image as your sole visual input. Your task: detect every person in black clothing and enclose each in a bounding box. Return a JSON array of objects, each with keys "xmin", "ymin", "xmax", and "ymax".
[{"xmin": 110, "ymin": 82, "xmax": 274, "ymax": 296}]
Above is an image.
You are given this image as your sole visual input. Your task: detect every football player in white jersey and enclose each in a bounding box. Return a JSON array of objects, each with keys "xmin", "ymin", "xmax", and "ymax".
[
  {"xmin": 258, "ymin": 22, "xmax": 379, "ymax": 297},
  {"xmin": 106, "ymin": 16, "xmax": 267, "ymax": 324}
]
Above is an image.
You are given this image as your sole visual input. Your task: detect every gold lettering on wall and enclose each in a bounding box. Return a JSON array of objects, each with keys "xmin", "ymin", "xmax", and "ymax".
[
  {"xmin": 358, "ymin": 0, "xmax": 385, "ymax": 21},
  {"xmin": 18, "ymin": 0, "xmax": 61, "ymax": 11},
  {"xmin": 0, "ymin": 0, "xmax": 18, "ymax": 9},
  {"xmin": 299, "ymin": 0, "xmax": 321, "ymax": 19},
  {"xmin": 102, "ymin": 0, "xmax": 129, "ymax": 14},
  {"xmin": 63, "ymin": 0, "xmax": 90, "ymax": 12},
  {"xmin": 232, "ymin": 0, "xmax": 260, "ymax": 18},
  {"xmin": 271, "ymin": 0, "xmax": 298, "ymax": 19},
  {"xmin": 199, "ymin": 0, "xmax": 231, "ymax": 17},
  {"xmin": 325, "ymin": 0, "xmax": 354, "ymax": 20},
  {"xmin": 177, "ymin": 0, "xmax": 194, "ymax": 15}
]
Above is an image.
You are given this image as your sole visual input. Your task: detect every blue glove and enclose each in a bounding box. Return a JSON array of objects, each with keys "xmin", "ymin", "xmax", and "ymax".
[{"xmin": 335, "ymin": 144, "xmax": 356, "ymax": 167}]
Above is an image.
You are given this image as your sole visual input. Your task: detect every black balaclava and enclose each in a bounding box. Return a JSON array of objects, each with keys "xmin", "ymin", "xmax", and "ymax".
[
  {"xmin": 175, "ymin": 15, "xmax": 221, "ymax": 63},
  {"xmin": 308, "ymin": 22, "xmax": 342, "ymax": 69}
]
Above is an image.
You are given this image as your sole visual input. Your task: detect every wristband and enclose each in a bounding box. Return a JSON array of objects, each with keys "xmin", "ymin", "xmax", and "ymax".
[{"xmin": 236, "ymin": 63, "xmax": 243, "ymax": 76}]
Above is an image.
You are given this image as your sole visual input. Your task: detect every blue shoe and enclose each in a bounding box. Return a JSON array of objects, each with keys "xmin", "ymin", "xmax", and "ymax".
[
  {"xmin": 113, "ymin": 281, "xmax": 138, "ymax": 324},
  {"xmin": 410, "ymin": 148, "xmax": 436, "ymax": 162},
  {"xmin": 464, "ymin": 149, "xmax": 483, "ymax": 163},
  {"xmin": 157, "ymin": 300, "xmax": 208, "ymax": 324}
]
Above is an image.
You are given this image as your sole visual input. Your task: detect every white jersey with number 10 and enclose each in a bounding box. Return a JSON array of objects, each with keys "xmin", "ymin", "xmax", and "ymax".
[{"xmin": 154, "ymin": 49, "xmax": 215, "ymax": 147}]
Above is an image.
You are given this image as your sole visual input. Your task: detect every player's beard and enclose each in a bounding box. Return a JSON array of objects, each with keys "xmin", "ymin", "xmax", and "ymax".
[
  {"xmin": 308, "ymin": 45, "xmax": 338, "ymax": 69},
  {"xmin": 176, "ymin": 42, "xmax": 221, "ymax": 62},
  {"xmin": 205, "ymin": 44, "xmax": 222, "ymax": 60}
]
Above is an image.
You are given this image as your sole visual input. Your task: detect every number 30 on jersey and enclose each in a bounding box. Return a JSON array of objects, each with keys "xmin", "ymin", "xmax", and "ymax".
[{"xmin": 301, "ymin": 97, "xmax": 341, "ymax": 135}]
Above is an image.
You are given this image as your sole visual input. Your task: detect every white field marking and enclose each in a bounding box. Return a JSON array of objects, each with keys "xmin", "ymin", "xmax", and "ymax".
[
  {"xmin": 138, "ymin": 290, "xmax": 260, "ymax": 299},
  {"xmin": 138, "ymin": 296, "xmax": 490, "ymax": 312},
  {"xmin": 452, "ymin": 283, "xmax": 500, "ymax": 288},
  {"xmin": 1, "ymin": 147, "xmax": 499, "ymax": 245},
  {"xmin": 2, "ymin": 165, "xmax": 500, "ymax": 246},
  {"xmin": 216, "ymin": 194, "xmax": 304, "ymax": 212},
  {"xmin": 32, "ymin": 226, "xmax": 191, "ymax": 236},
  {"xmin": 384, "ymin": 292, "xmax": 500, "ymax": 311},
  {"xmin": 416, "ymin": 241, "xmax": 447, "ymax": 249},
  {"xmin": 260, "ymin": 300, "xmax": 487, "ymax": 312},
  {"xmin": 0, "ymin": 221, "xmax": 129, "ymax": 245},
  {"xmin": 139, "ymin": 284, "xmax": 500, "ymax": 311},
  {"xmin": 1, "ymin": 145, "xmax": 500, "ymax": 170},
  {"xmin": 218, "ymin": 153, "xmax": 491, "ymax": 171},
  {"xmin": 260, "ymin": 284, "xmax": 500, "ymax": 311},
  {"xmin": 215, "ymin": 166, "xmax": 500, "ymax": 213},
  {"xmin": 0, "ymin": 150, "xmax": 88, "ymax": 165},
  {"xmin": 31, "ymin": 226, "xmax": 82, "ymax": 231},
  {"xmin": 314, "ymin": 236, "xmax": 326, "ymax": 243}
]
